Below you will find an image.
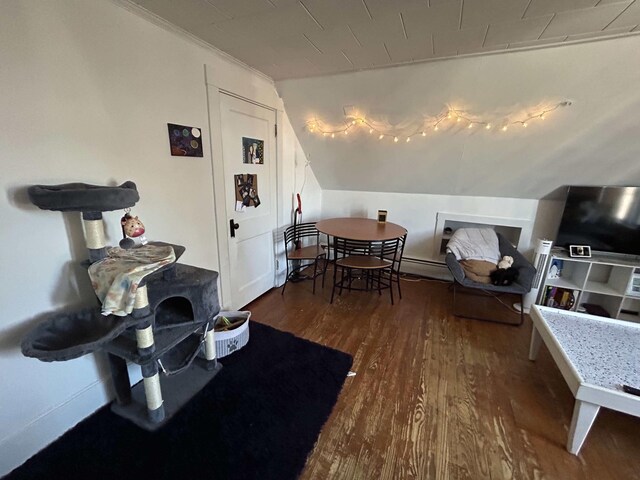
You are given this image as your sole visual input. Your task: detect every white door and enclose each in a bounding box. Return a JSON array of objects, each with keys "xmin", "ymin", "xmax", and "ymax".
[{"xmin": 219, "ymin": 93, "xmax": 277, "ymax": 309}]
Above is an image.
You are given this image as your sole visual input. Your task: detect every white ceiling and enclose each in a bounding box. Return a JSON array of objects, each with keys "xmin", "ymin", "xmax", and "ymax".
[{"xmin": 133, "ymin": 0, "xmax": 640, "ymax": 80}]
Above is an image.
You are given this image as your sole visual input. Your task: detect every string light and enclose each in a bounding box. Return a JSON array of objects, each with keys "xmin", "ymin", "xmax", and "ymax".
[{"xmin": 306, "ymin": 100, "xmax": 571, "ymax": 141}]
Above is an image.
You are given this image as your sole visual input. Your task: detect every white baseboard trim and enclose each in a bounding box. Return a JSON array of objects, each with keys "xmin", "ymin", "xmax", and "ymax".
[
  {"xmin": 401, "ymin": 256, "xmax": 453, "ymax": 281},
  {"xmin": 0, "ymin": 376, "xmax": 112, "ymax": 476}
]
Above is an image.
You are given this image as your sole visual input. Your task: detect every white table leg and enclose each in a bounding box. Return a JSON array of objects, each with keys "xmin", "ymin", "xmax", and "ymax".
[
  {"xmin": 567, "ymin": 400, "xmax": 600, "ymax": 455},
  {"xmin": 529, "ymin": 324, "xmax": 542, "ymax": 360}
]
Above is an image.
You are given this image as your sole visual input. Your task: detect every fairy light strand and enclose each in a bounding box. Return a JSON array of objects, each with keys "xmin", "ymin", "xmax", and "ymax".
[{"xmin": 305, "ymin": 101, "xmax": 572, "ymax": 141}]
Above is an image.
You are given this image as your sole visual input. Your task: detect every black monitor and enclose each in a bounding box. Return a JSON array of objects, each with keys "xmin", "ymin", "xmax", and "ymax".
[{"xmin": 555, "ymin": 186, "xmax": 640, "ymax": 256}]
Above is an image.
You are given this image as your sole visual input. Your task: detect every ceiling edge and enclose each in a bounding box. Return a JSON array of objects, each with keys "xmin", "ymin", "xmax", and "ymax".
[
  {"xmin": 107, "ymin": 0, "xmax": 276, "ymax": 86},
  {"xmin": 275, "ymin": 31, "xmax": 640, "ymax": 83}
]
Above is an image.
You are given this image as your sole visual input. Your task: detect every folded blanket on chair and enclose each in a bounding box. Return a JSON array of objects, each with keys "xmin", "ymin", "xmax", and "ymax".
[
  {"xmin": 88, "ymin": 245, "xmax": 176, "ymax": 316},
  {"xmin": 459, "ymin": 259, "xmax": 496, "ymax": 284},
  {"xmin": 446, "ymin": 228, "xmax": 501, "ymax": 264}
]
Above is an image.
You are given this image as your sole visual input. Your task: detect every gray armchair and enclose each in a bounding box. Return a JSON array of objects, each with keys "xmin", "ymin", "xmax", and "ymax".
[{"xmin": 445, "ymin": 233, "xmax": 536, "ymax": 326}]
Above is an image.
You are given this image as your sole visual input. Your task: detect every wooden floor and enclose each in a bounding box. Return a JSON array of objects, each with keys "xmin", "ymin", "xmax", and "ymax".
[{"xmin": 246, "ymin": 276, "xmax": 640, "ymax": 480}]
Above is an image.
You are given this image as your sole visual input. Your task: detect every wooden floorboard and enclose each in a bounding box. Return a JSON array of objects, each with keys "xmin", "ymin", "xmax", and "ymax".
[{"xmin": 245, "ymin": 277, "xmax": 640, "ymax": 480}]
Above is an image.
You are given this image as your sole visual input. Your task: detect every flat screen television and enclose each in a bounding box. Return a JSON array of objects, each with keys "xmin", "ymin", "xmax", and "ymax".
[{"xmin": 555, "ymin": 186, "xmax": 640, "ymax": 257}]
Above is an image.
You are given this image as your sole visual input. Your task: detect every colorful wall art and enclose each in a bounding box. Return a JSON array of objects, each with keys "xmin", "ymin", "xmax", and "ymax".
[
  {"xmin": 168, "ymin": 123, "xmax": 203, "ymax": 157},
  {"xmin": 234, "ymin": 174, "xmax": 261, "ymax": 212},
  {"xmin": 242, "ymin": 137, "xmax": 264, "ymax": 164}
]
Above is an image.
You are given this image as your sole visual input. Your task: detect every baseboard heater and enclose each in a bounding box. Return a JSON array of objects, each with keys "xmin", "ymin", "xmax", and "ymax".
[
  {"xmin": 402, "ymin": 256, "xmax": 446, "ymax": 267},
  {"xmin": 401, "ymin": 256, "xmax": 453, "ymax": 281}
]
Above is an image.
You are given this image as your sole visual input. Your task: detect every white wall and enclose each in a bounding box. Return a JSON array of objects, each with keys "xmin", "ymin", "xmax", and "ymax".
[
  {"xmin": 277, "ymin": 35, "xmax": 640, "ymax": 199},
  {"xmin": 275, "ymin": 112, "xmax": 323, "ymax": 285},
  {"xmin": 0, "ymin": 0, "xmax": 318, "ymax": 475},
  {"xmin": 321, "ymin": 189, "xmax": 551, "ymax": 278}
]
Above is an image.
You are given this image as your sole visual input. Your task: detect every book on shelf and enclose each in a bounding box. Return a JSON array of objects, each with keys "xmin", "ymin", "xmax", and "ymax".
[
  {"xmin": 543, "ymin": 285, "xmax": 577, "ymax": 310},
  {"xmin": 548, "ymin": 258, "xmax": 564, "ymax": 279}
]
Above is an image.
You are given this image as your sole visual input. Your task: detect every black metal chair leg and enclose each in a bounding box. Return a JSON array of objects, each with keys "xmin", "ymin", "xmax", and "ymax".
[
  {"xmin": 281, "ymin": 263, "xmax": 290, "ymax": 295},
  {"xmin": 389, "ymin": 271, "xmax": 394, "ymax": 305},
  {"xmin": 330, "ymin": 263, "xmax": 339, "ymax": 304},
  {"xmin": 312, "ymin": 260, "xmax": 318, "ymax": 294}
]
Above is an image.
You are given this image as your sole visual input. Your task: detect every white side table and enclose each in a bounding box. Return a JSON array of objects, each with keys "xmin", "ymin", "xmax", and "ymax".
[{"xmin": 529, "ymin": 305, "xmax": 640, "ymax": 454}]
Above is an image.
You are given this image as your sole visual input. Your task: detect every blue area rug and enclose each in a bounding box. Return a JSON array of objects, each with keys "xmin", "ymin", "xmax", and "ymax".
[{"xmin": 6, "ymin": 322, "xmax": 352, "ymax": 480}]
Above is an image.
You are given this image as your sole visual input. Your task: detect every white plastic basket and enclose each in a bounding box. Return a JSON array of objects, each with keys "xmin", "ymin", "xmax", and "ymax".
[{"xmin": 214, "ymin": 311, "xmax": 250, "ymax": 358}]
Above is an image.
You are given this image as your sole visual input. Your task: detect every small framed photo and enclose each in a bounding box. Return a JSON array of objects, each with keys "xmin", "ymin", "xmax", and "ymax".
[
  {"xmin": 377, "ymin": 209, "xmax": 387, "ymax": 223},
  {"xmin": 569, "ymin": 245, "xmax": 591, "ymax": 258},
  {"xmin": 167, "ymin": 123, "xmax": 203, "ymax": 157}
]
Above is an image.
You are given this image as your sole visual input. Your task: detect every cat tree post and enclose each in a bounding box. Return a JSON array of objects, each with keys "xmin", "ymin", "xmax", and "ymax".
[
  {"xmin": 82, "ymin": 211, "xmax": 108, "ymax": 263},
  {"xmin": 133, "ymin": 285, "xmax": 165, "ymax": 423}
]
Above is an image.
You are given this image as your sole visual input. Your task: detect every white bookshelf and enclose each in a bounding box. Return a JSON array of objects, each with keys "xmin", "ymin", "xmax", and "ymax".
[{"xmin": 538, "ymin": 249, "xmax": 640, "ymax": 323}]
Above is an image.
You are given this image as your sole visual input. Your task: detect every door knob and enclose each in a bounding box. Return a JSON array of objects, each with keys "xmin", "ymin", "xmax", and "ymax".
[{"xmin": 230, "ymin": 219, "xmax": 240, "ymax": 238}]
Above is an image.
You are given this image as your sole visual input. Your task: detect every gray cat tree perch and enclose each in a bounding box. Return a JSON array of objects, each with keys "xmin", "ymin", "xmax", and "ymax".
[{"xmin": 22, "ymin": 181, "xmax": 222, "ymax": 430}]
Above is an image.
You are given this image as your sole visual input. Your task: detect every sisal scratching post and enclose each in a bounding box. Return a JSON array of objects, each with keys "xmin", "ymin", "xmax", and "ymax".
[
  {"xmin": 82, "ymin": 211, "xmax": 107, "ymax": 262},
  {"xmin": 134, "ymin": 286, "xmax": 165, "ymax": 423}
]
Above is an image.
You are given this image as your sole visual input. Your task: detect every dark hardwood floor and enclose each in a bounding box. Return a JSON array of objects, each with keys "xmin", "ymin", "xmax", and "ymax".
[{"xmin": 245, "ymin": 276, "xmax": 640, "ymax": 480}]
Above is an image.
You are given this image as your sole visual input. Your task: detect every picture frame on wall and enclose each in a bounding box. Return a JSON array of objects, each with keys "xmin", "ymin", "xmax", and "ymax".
[
  {"xmin": 242, "ymin": 137, "xmax": 264, "ymax": 164},
  {"xmin": 167, "ymin": 123, "xmax": 203, "ymax": 157}
]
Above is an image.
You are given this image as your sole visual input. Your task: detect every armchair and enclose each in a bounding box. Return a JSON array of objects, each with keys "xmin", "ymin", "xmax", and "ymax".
[{"xmin": 446, "ymin": 233, "xmax": 536, "ymax": 326}]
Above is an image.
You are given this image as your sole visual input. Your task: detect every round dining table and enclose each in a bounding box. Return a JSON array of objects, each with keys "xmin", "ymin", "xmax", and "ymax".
[{"xmin": 315, "ymin": 218, "xmax": 407, "ymax": 241}]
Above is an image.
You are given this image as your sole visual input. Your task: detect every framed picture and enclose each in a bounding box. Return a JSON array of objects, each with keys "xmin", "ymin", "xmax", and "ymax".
[
  {"xmin": 569, "ymin": 245, "xmax": 591, "ymax": 258},
  {"xmin": 168, "ymin": 123, "xmax": 203, "ymax": 157},
  {"xmin": 234, "ymin": 174, "xmax": 261, "ymax": 211},
  {"xmin": 242, "ymin": 137, "xmax": 264, "ymax": 164}
]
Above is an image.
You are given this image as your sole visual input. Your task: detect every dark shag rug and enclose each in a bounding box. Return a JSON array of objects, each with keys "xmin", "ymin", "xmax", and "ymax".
[{"xmin": 6, "ymin": 322, "xmax": 352, "ymax": 480}]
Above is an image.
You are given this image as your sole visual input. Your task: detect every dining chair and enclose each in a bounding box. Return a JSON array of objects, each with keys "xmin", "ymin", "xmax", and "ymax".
[
  {"xmin": 391, "ymin": 233, "xmax": 407, "ymax": 299},
  {"xmin": 331, "ymin": 237, "xmax": 400, "ymax": 304},
  {"xmin": 282, "ymin": 222, "xmax": 328, "ymax": 295}
]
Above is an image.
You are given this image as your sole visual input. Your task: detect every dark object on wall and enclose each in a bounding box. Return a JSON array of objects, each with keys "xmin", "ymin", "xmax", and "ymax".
[
  {"xmin": 7, "ymin": 322, "xmax": 353, "ymax": 480},
  {"xmin": 556, "ymin": 185, "xmax": 640, "ymax": 256},
  {"xmin": 167, "ymin": 123, "xmax": 203, "ymax": 157},
  {"xmin": 234, "ymin": 173, "xmax": 261, "ymax": 209},
  {"xmin": 242, "ymin": 136, "xmax": 264, "ymax": 164},
  {"xmin": 490, "ymin": 266, "xmax": 520, "ymax": 286}
]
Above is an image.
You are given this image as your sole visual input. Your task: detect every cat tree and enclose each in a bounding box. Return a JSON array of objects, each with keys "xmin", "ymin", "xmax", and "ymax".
[{"xmin": 22, "ymin": 181, "xmax": 222, "ymax": 430}]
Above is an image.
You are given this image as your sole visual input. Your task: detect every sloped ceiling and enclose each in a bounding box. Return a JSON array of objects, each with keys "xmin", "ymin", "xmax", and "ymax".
[
  {"xmin": 276, "ymin": 35, "xmax": 640, "ymax": 199},
  {"xmin": 131, "ymin": 0, "xmax": 640, "ymax": 80}
]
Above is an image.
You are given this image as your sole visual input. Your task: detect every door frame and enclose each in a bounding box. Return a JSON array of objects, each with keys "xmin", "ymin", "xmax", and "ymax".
[{"xmin": 205, "ymin": 64, "xmax": 284, "ymax": 309}]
